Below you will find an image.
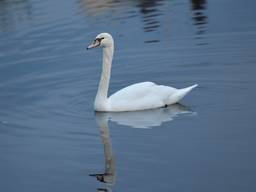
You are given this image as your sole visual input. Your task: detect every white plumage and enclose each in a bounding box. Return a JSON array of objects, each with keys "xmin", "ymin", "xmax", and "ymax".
[{"xmin": 87, "ymin": 33, "xmax": 198, "ymax": 112}]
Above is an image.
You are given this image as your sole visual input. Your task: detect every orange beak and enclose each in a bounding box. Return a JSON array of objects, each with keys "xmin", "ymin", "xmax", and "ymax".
[{"xmin": 87, "ymin": 39, "xmax": 100, "ymax": 50}]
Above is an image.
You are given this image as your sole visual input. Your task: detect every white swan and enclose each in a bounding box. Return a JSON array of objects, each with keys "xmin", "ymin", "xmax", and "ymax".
[{"xmin": 87, "ymin": 33, "xmax": 198, "ymax": 112}]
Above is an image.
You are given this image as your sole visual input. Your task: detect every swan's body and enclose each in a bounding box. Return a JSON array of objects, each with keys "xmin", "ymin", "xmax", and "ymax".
[{"xmin": 87, "ymin": 33, "xmax": 198, "ymax": 112}]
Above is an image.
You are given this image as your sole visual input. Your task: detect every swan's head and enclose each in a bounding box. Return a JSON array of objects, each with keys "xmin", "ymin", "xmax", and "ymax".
[{"xmin": 87, "ymin": 33, "xmax": 114, "ymax": 50}]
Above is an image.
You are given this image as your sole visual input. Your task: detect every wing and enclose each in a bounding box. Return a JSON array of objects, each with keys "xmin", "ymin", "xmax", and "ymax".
[
  {"xmin": 108, "ymin": 81, "xmax": 178, "ymax": 111},
  {"xmin": 109, "ymin": 81, "xmax": 156, "ymax": 101}
]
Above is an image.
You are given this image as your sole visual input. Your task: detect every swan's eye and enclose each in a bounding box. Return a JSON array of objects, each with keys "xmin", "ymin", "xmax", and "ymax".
[{"xmin": 95, "ymin": 37, "xmax": 104, "ymax": 44}]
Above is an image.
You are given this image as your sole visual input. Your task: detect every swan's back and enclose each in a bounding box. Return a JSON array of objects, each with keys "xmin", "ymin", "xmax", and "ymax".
[
  {"xmin": 108, "ymin": 81, "xmax": 179, "ymax": 111},
  {"xmin": 109, "ymin": 82, "xmax": 155, "ymax": 100}
]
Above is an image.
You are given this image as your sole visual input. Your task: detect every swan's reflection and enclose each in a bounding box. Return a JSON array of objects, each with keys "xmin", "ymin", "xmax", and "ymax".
[
  {"xmin": 91, "ymin": 103, "xmax": 194, "ymax": 191},
  {"xmin": 98, "ymin": 103, "xmax": 195, "ymax": 129},
  {"xmin": 90, "ymin": 112, "xmax": 116, "ymax": 192}
]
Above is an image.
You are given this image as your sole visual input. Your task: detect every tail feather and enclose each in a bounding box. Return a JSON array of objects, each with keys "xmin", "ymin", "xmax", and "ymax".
[
  {"xmin": 177, "ymin": 84, "xmax": 198, "ymax": 100},
  {"xmin": 169, "ymin": 84, "xmax": 198, "ymax": 104}
]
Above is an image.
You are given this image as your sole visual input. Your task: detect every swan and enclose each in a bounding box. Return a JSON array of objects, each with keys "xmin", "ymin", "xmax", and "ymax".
[{"xmin": 87, "ymin": 33, "xmax": 198, "ymax": 112}]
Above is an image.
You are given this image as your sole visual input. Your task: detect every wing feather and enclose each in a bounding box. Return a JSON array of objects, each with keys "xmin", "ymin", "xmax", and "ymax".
[{"xmin": 108, "ymin": 82, "xmax": 178, "ymax": 111}]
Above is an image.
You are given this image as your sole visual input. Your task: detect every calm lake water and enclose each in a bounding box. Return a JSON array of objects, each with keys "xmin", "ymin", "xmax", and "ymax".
[{"xmin": 1, "ymin": 0, "xmax": 256, "ymax": 191}]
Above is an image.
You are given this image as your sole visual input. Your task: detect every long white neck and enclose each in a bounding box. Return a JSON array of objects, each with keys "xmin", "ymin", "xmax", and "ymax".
[{"xmin": 94, "ymin": 45, "xmax": 114, "ymax": 110}]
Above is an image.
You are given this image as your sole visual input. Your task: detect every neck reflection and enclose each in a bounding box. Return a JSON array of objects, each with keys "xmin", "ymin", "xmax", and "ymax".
[{"xmin": 91, "ymin": 112, "xmax": 116, "ymax": 192}]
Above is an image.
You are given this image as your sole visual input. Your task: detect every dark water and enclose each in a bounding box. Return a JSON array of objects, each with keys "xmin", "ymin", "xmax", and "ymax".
[{"xmin": 1, "ymin": 0, "xmax": 256, "ymax": 191}]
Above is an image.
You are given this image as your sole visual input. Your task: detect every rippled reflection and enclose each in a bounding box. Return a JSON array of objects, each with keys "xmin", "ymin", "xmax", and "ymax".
[
  {"xmin": 96, "ymin": 104, "xmax": 195, "ymax": 129},
  {"xmin": 90, "ymin": 112, "xmax": 116, "ymax": 192},
  {"xmin": 78, "ymin": 0, "xmax": 164, "ymax": 43},
  {"xmin": 137, "ymin": 0, "xmax": 163, "ymax": 33},
  {"xmin": 190, "ymin": 0, "xmax": 208, "ymax": 36},
  {"xmin": 78, "ymin": 0, "xmax": 123, "ymax": 17},
  {"xmin": 0, "ymin": 0, "xmax": 32, "ymax": 31}
]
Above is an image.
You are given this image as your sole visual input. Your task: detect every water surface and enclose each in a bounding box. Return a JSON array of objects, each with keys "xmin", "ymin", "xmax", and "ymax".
[{"xmin": 1, "ymin": 0, "xmax": 256, "ymax": 191}]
